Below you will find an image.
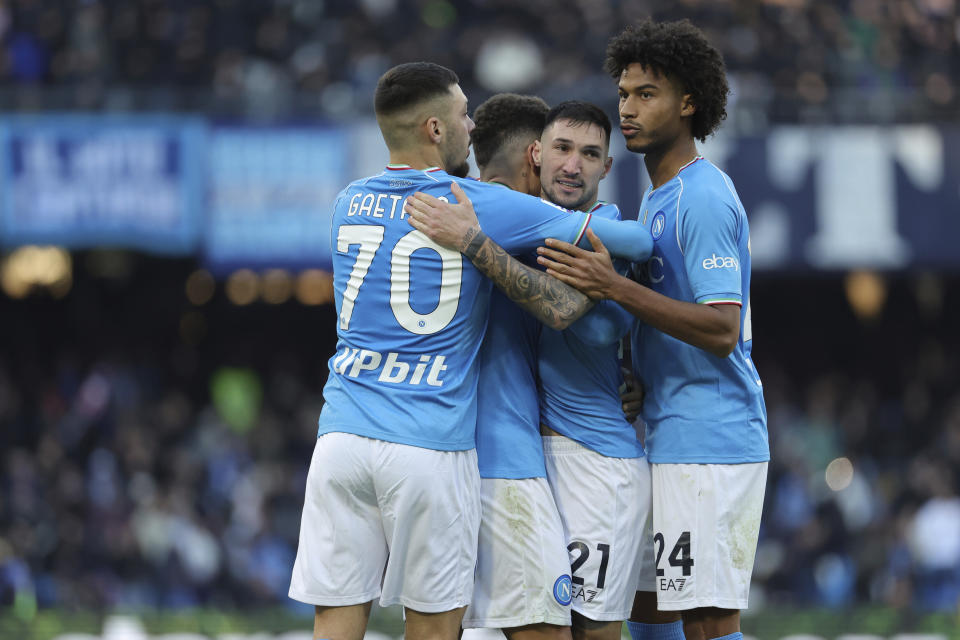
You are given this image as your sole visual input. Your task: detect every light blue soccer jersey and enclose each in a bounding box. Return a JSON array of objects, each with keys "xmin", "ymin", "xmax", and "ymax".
[
  {"xmin": 475, "ymin": 285, "xmax": 544, "ymax": 478},
  {"xmin": 319, "ymin": 165, "xmax": 653, "ymax": 451},
  {"xmin": 631, "ymin": 157, "xmax": 768, "ymax": 463},
  {"xmin": 538, "ymin": 202, "xmax": 644, "ymax": 459}
]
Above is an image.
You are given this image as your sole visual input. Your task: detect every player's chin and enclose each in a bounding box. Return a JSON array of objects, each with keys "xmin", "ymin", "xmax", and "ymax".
[
  {"xmin": 553, "ymin": 194, "xmax": 586, "ymax": 211},
  {"xmin": 624, "ymin": 137, "xmax": 654, "ymax": 154}
]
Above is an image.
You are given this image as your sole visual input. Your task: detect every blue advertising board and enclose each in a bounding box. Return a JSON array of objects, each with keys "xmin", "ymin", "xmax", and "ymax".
[
  {"xmin": 0, "ymin": 115, "xmax": 204, "ymax": 254},
  {"xmin": 1, "ymin": 116, "xmax": 957, "ymax": 272},
  {"xmin": 202, "ymin": 126, "xmax": 349, "ymax": 272}
]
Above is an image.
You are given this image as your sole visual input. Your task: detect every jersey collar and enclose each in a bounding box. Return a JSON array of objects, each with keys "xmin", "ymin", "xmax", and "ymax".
[
  {"xmin": 648, "ymin": 155, "xmax": 704, "ymax": 194},
  {"xmin": 385, "ymin": 164, "xmax": 444, "ymax": 173}
]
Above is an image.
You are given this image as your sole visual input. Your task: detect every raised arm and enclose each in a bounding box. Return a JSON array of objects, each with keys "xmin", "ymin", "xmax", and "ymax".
[{"xmin": 404, "ymin": 182, "xmax": 592, "ymax": 330}]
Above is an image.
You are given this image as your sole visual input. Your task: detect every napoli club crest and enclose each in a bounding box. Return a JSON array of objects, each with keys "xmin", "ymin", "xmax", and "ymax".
[
  {"xmin": 553, "ymin": 574, "xmax": 572, "ymax": 605},
  {"xmin": 651, "ymin": 212, "xmax": 666, "ymax": 240}
]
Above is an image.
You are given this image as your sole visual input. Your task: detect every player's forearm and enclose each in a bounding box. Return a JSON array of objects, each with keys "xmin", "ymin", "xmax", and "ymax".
[
  {"xmin": 606, "ymin": 275, "xmax": 739, "ymax": 358},
  {"xmin": 462, "ymin": 229, "xmax": 593, "ymax": 330},
  {"xmin": 584, "ymin": 216, "xmax": 654, "ymax": 262}
]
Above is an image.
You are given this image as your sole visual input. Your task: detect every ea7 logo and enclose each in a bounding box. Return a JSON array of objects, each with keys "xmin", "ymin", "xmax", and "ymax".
[
  {"xmin": 701, "ymin": 254, "xmax": 739, "ymax": 270},
  {"xmin": 659, "ymin": 577, "xmax": 687, "ymax": 592},
  {"xmin": 571, "ymin": 585, "xmax": 598, "ymax": 602}
]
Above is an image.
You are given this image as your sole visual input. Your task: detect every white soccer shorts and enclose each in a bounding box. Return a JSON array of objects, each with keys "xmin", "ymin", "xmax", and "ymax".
[
  {"xmin": 463, "ymin": 477, "xmax": 573, "ymax": 629},
  {"xmin": 542, "ymin": 435, "xmax": 656, "ymax": 622},
  {"xmin": 288, "ymin": 432, "xmax": 481, "ymax": 612},
  {"xmin": 651, "ymin": 462, "xmax": 768, "ymax": 611}
]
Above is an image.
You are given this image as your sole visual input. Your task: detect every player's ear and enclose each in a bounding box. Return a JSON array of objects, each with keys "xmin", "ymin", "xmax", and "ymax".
[
  {"xmin": 600, "ymin": 155, "xmax": 613, "ymax": 180},
  {"xmin": 531, "ymin": 139, "xmax": 543, "ymax": 167},
  {"xmin": 680, "ymin": 94, "xmax": 696, "ymax": 118},
  {"xmin": 525, "ymin": 141, "xmax": 539, "ymax": 171},
  {"xmin": 425, "ymin": 116, "xmax": 443, "ymax": 144}
]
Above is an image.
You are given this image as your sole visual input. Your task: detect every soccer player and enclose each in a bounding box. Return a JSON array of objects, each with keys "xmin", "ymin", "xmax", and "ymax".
[
  {"xmin": 534, "ymin": 101, "xmax": 680, "ymax": 640},
  {"xmin": 289, "ymin": 62, "xmax": 652, "ymax": 640},
  {"xmin": 536, "ymin": 20, "xmax": 769, "ymax": 640},
  {"xmin": 463, "ymin": 92, "xmax": 574, "ymax": 640}
]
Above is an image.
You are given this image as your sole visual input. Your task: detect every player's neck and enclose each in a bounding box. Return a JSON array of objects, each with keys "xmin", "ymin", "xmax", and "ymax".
[
  {"xmin": 388, "ymin": 147, "xmax": 444, "ymax": 172},
  {"xmin": 644, "ymin": 138, "xmax": 699, "ymax": 190},
  {"xmin": 482, "ymin": 169, "xmax": 537, "ymax": 197},
  {"xmin": 481, "ymin": 171, "xmax": 517, "ymax": 191}
]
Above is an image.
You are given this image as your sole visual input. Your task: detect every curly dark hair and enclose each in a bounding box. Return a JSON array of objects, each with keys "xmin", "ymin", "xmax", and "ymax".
[
  {"xmin": 604, "ymin": 19, "xmax": 728, "ymax": 141},
  {"xmin": 470, "ymin": 93, "xmax": 549, "ymax": 169}
]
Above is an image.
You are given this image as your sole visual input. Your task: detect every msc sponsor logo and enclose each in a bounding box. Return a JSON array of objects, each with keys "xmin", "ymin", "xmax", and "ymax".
[
  {"xmin": 651, "ymin": 212, "xmax": 666, "ymax": 240},
  {"xmin": 702, "ymin": 253, "xmax": 739, "ymax": 270},
  {"xmin": 553, "ymin": 574, "xmax": 573, "ymax": 606}
]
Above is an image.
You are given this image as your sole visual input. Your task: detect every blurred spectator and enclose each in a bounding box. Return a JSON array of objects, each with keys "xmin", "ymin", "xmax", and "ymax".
[{"xmin": 0, "ymin": 0, "xmax": 956, "ymax": 122}]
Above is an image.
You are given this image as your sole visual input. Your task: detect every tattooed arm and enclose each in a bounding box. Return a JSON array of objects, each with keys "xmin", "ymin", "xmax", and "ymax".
[
  {"xmin": 459, "ymin": 227, "xmax": 593, "ymax": 329},
  {"xmin": 405, "ymin": 183, "xmax": 593, "ymax": 330}
]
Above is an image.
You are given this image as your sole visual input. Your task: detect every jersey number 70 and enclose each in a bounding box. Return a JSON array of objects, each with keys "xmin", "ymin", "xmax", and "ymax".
[{"xmin": 336, "ymin": 224, "xmax": 463, "ymax": 335}]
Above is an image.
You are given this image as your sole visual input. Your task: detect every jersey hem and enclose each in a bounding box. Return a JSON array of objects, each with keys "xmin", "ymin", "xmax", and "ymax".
[
  {"xmin": 655, "ymin": 597, "xmax": 749, "ymax": 611},
  {"xmin": 462, "ymin": 612, "xmax": 571, "ymax": 629},
  {"xmin": 380, "ymin": 595, "xmax": 471, "ymax": 612},
  {"xmin": 540, "ymin": 425, "xmax": 644, "ymax": 459},
  {"xmin": 569, "ymin": 604, "xmax": 633, "ymax": 621},
  {"xmin": 647, "ymin": 454, "xmax": 770, "ymax": 464},
  {"xmin": 288, "ymin": 587, "xmax": 380, "ymax": 607},
  {"xmin": 316, "ymin": 426, "xmax": 474, "ymax": 452},
  {"xmin": 696, "ymin": 293, "xmax": 742, "ymax": 305},
  {"xmin": 478, "ymin": 468, "xmax": 547, "ymax": 480}
]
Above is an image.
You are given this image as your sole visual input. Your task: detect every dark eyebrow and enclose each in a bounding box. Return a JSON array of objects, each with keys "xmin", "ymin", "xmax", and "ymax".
[
  {"xmin": 552, "ymin": 137, "xmax": 604, "ymax": 154},
  {"xmin": 619, "ymin": 83, "xmax": 659, "ymax": 92}
]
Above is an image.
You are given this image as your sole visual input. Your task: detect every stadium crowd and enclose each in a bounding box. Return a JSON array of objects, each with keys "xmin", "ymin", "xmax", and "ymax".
[
  {"xmin": 0, "ymin": 0, "xmax": 957, "ymax": 122},
  {"xmin": 1, "ymin": 270, "xmax": 959, "ymax": 614}
]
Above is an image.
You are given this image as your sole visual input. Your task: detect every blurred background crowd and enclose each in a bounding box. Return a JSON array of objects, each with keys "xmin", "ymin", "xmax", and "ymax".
[
  {"xmin": 1, "ymin": 0, "xmax": 959, "ymax": 627},
  {"xmin": 0, "ymin": 0, "xmax": 957, "ymax": 124}
]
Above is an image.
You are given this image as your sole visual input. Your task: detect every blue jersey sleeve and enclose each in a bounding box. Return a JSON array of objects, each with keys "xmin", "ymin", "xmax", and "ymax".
[
  {"xmin": 427, "ymin": 180, "xmax": 653, "ymax": 262},
  {"xmin": 451, "ymin": 180, "xmax": 587, "ymax": 253},
  {"xmin": 678, "ymin": 187, "xmax": 743, "ymax": 306},
  {"xmin": 582, "ymin": 215, "xmax": 652, "ymax": 262}
]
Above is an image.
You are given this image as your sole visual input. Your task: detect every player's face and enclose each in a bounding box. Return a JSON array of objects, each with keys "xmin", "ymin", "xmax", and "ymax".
[
  {"xmin": 537, "ymin": 119, "xmax": 611, "ymax": 212},
  {"xmin": 617, "ymin": 63, "xmax": 691, "ymax": 155},
  {"xmin": 441, "ymin": 84, "xmax": 475, "ymax": 178}
]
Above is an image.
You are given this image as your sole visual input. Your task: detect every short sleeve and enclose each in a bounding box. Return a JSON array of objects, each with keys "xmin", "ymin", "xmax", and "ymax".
[{"xmin": 678, "ymin": 188, "xmax": 743, "ymax": 306}]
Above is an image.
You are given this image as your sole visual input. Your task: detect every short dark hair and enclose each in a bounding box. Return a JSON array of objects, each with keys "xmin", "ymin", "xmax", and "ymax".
[
  {"xmin": 374, "ymin": 62, "xmax": 459, "ymax": 116},
  {"xmin": 470, "ymin": 93, "xmax": 549, "ymax": 169},
  {"xmin": 543, "ymin": 101, "xmax": 612, "ymax": 147},
  {"xmin": 604, "ymin": 19, "xmax": 728, "ymax": 141}
]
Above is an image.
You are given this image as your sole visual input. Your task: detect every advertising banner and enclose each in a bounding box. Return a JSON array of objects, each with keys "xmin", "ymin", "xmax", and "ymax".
[
  {"xmin": 203, "ymin": 126, "xmax": 348, "ymax": 272},
  {"xmin": 0, "ymin": 116, "xmax": 204, "ymax": 254}
]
